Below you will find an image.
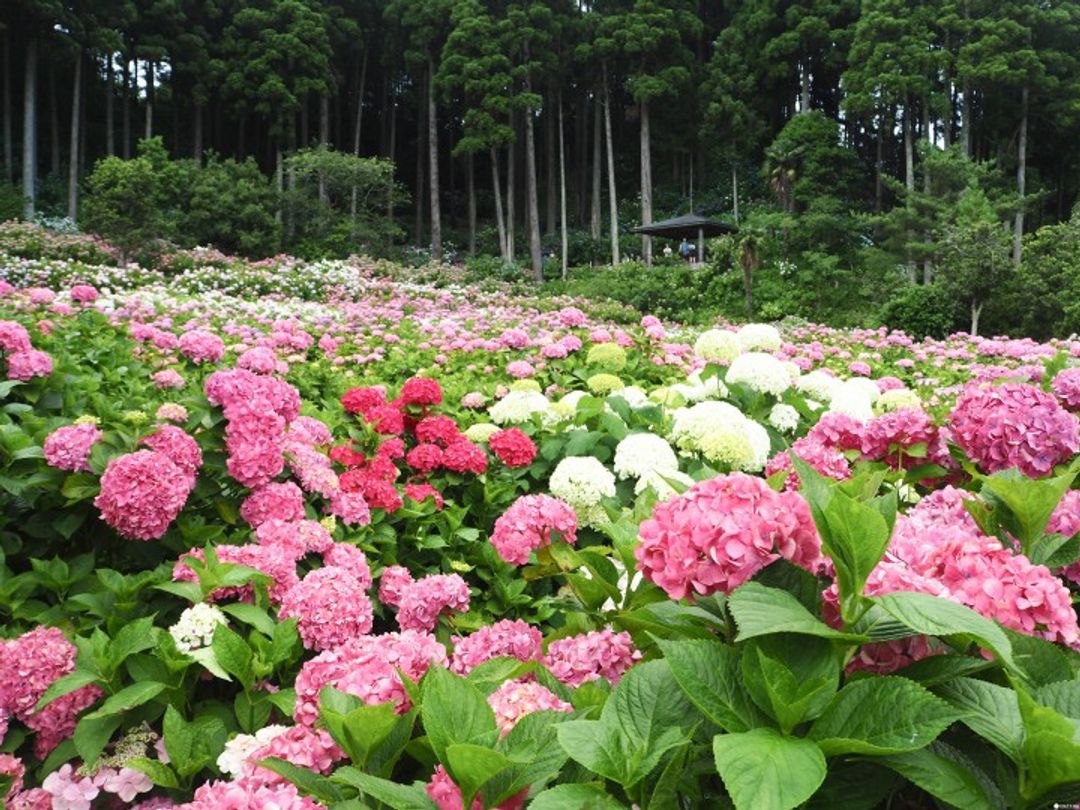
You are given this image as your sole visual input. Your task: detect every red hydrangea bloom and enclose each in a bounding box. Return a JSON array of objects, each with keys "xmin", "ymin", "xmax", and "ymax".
[
  {"xmin": 178, "ymin": 330, "xmax": 225, "ymax": 364},
  {"xmin": 279, "ymin": 567, "xmax": 374, "ymax": 651},
  {"xmin": 365, "ymin": 454, "xmax": 400, "ymax": 481},
  {"xmin": 368, "ymin": 404, "xmax": 405, "ymax": 435},
  {"xmin": 329, "ymin": 444, "xmax": 367, "ymax": 468},
  {"xmin": 140, "ymin": 424, "xmax": 203, "ymax": 477},
  {"xmin": 404, "ymin": 482, "xmax": 444, "ymax": 509},
  {"xmin": 442, "ymin": 440, "xmax": 487, "ymax": 474},
  {"xmin": 240, "ymin": 482, "xmax": 306, "ymax": 527},
  {"xmin": 43, "ymin": 423, "xmax": 102, "ymax": 472},
  {"xmin": 450, "ymin": 619, "xmax": 543, "ymax": 674},
  {"xmin": 949, "ymin": 382, "xmax": 1080, "ymax": 478},
  {"xmin": 489, "ymin": 428, "xmax": 538, "ymax": 468},
  {"xmin": 543, "ymin": 628, "xmax": 641, "ymax": 687},
  {"xmin": 487, "ymin": 680, "xmax": 572, "ymax": 736},
  {"xmin": 406, "ymin": 442, "xmax": 444, "ymax": 473},
  {"xmin": 339, "ymin": 471, "xmax": 403, "ymax": 512},
  {"xmin": 293, "ymin": 631, "xmax": 448, "ymax": 725},
  {"xmin": 95, "ymin": 450, "xmax": 194, "ymax": 540},
  {"xmin": 400, "ymin": 377, "xmax": 443, "ymax": 407},
  {"xmin": 396, "ymin": 573, "xmax": 470, "ymax": 632},
  {"xmin": 377, "ymin": 438, "xmax": 406, "ymax": 459},
  {"xmin": 414, "ymin": 415, "xmax": 461, "ymax": 446},
  {"xmin": 341, "ymin": 386, "xmax": 386, "ymax": 418},
  {"xmin": 6, "ymin": 349, "xmax": 52, "ymax": 381},
  {"xmin": 490, "ymin": 495, "xmax": 577, "ymax": 565},
  {"xmin": 378, "ymin": 565, "xmax": 414, "ymax": 607},
  {"xmin": 322, "ymin": 543, "xmax": 373, "ymax": 590},
  {"xmin": 636, "ymin": 473, "xmax": 823, "ymax": 599}
]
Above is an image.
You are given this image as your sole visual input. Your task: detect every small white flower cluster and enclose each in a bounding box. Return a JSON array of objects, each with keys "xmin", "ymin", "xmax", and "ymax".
[
  {"xmin": 736, "ymin": 323, "xmax": 783, "ymax": 352},
  {"xmin": 216, "ymin": 725, "xmax": 290, "ymax": 777},
  {"xmin": 827, "ymin": 379, "xmax": 877, "ymax": 421},
  {"xmin": 693, "ymin": 329, "xmax": 742, "ymax": 363},
  {"xmin": 726, "ymin": 352, "xmax": 793, "ymax": 397},
  {"xmin": 875, "ymin": 387, "xmax": 922, "ymax": 413},
  {"xmin": 489, "ymin": 391, "xmax": 552, "ymax": 425},
  {"xmin": 549, "ymin": 456, "xmax": 617, "ymax": 527},
  {"xmin": 768, "ymin": 403, "xmax": 800, "ymax": 434},
  {"xmin": 464, "ymin": 422, "xmax": 501, "ymax": 443},
  {"xmin": 670, "ymin": 401, "xmax": 770, "ymax": 472},
  {"xmin": 613, "ymin": 433, "xmax": 679, "ymax": 480},
  {"xmin": 168, "ymin": 603, "xmax": 228, "ymax": 654},
  {"xmin": 796, "ymin": 369, "xmax": 841, "ymax": 403}
]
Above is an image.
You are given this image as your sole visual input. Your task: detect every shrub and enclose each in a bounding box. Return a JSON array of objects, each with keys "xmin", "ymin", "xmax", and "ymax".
[{"xmin": 879, "ymin": 283, "xmax": 961, "ymax": 338}]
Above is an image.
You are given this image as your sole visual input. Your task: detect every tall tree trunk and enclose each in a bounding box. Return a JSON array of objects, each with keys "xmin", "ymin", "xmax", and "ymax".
[
  {"xmin": 427, "ymin": 56, "xmax": 442, "ymax": 261},
  {"xmin": 799, "ymin": 60, "xmax": 811, "ymax": 112},
  {"xmin": 1013, "ymin": 84, "xmax": 1028, "ymax": 266},
  {"xmin": 491, "ymin": 147, "xmax": 507, "ymax": 260},
  {"xmin": 193, "ymin": 103, "xmax": 203, "ymax": 165},
  {"xmin": 545, "ymin": 93, "xmax": 556, "ymax": 235},
  {"xmin": 145, "ymin": 60, "xmax": 154, "ymax": 139},
  {"xmin": 300, "ymin": 95, "xmax": 309, "ymax": 146},
  {"xmin": 523, "ymin": 47, "xmax": 542, "ymax": 281},
  {"xmin": 507, "ymin": 132, "xmax": 516, "ymax": 261},
  {"xmin": 922, "ymin": 96, "xmax": 932, "ymax": 284},
  {"xmin": 961, "ymin": 81, "xmax": 971, "ymax": 159},
  {"xmin": 22, "ymin": 36, "xmax": 37, "ymax": 220},
  {"xmin": 731, "ymin": 162, "xmax": 739, "ymax": 226},
  {"xmin": 574, "ymin": 91, "xmax": 587, "ymax": 225},
  {"xmin": 466, "ymin": 150, "xmax": 476, "ymax": 256},
  {"xmin": 275, "ymin": 145, "xmax": 283, "ymax": 235},
  {"xmin": 319, "ymin": 93, "xmax": 330, "ymax": 204},
  {"xmin": 386, "ymin": 91, "xmax": 396, "ymax": 223},
  {"xmin": 602, "ymin": 62, "xmax": 619, "ymax": 265},
  {"xmin": 349, "ymin": 48, "xmax": 369, "ymax": 217},
  {"xmin": 970, "ymin": 300, "xmax": 982, "ymax": 336},
  {"xmin": 874, "ymin": 113, "xmax": 883, "ymax": 213},
  {"xmin": 590, "ymin": 94, "xmax": 601, "ymax": 241},
  {"xmin": 67, "ymin": 50, "xmax": 82, "ymax": 222},
  {"xmin": 414, "ymin": 85, "xmax": 425, "ymax": 246},
  {"xmin": 640, "ymin": 101, "xmax": 653, "ymax": 265},
  {"xmin": 904, "ymin": 96, "xmax": 916, "ymax": 283},
  {"xmin": 2, "ymin": 30, "xmax": 11, "ymax": 181},
  {"xmin": 121, "ymin": 54, "xmax": 131, "ymax": 158},
  {"xmin": 558, "ymin": 90, "xmax": 568, "ymax": 279},
  {"xmin": 105, "ymin": 54, "xmax": 115, "ymax": 157},
  {"xmin": 49, "ymin": 64, "xmax": 59, "ymax": 176}
]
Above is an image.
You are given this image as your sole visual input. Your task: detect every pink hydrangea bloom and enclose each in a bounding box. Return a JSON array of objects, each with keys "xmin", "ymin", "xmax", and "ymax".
[
  {"xmin": 178, "ymin": 777, "xmax": 323, "ymax": 809},
  {"xmin": 0, "ymin": 321, "xmax": 32, "ymax": 353},
  {"xmin": 1049, "ymin": 490, "xmax": 1080, "ymax": 584},
  {"xmin": 860, "ymin": 408, "xmax": 941, "ymax": 468},
  {"xmin": 507, "ymin": 360, "xmax": 535, "ymax": 379},
  {"xmin": 487, "ymin": 679, "xmax": 572, "ymax": 736},
  {"xmin": 245, "ymin": 726, "xmax": 344, "ymax": 784},
  {"xmin": 404, "ymin": 482, "xmax": 444, "ymax": 509},
  {"xmin": 278, "ymin": 566, "xmax": 374, "ymax": 651},
  {"xmin": 178, "ymin": 329, "xmax": 225, "ymax": 364},
  {"xmin": 174, "ymin": 543, "xmax": 300, "ymax": 604},
  {"xmin": 293, "ymin": 631, "xmax": 448, "ymax": 725},
  {"xmin": 6, "ymin": 349, "xmax": 53, "ymax": 381},
  {"xmin": 69, "ymin": 285, "xmax": 99, "ymax": 304},
  {"xmin": 807, "ymin": 412, "xmax": 864, "ymax": 453},
  {"xmin": 329, "ymin": 490, "xmax": 371, "ymax": 526},
  {"xmin": 8, "ymin": 788, "xmax": 52, "ymax": 810},
  {"xmin": 396, "ymin": 574, "xmax": 470, "ymax": 632},
  {"xmin": 400, "ymin": 377, "xmax": 442, "ymax": 407},
  {"xmin": 490, "ymin": 495, "xmax": 577, "ymax": 565},
  {"xmin": 425, "ymin": 766, "xmax": 527, "ymax": 810},
  {"xmin": 544, "ymin": 628, "xmax": 641, "ymax": 687},
  {"xmin": 378, "ymin": 565, "xmax": 414, "ymax": 607},
  {"xmin": 1053, "ymin": 367, "xmax": 1080, "ymax": 410},
  {"xmin": 765, "ymin": 438, "xmax": 850, "ymax": 491},
  {"xmin": 450, "ymin": 619, "xmax": 543, "ymax": 675},
  {"xmin": 322, "ymin": 543, "xmax": 373, "ymax": 590},
  {"xmin": 255, "ymin": 518, "xmax": 333, "ymax": 556},
  {"xmin": 43, "ymin": 423, "xmax": 102, "ymax": 472},
  {"xmin": 286, "ymin": 416, "xmax": 333, "ymax": 447},
  {"xmin": 140, "ymin": 424, "xmax": 203, "ymax": 476},
  {"xmin": 406, "ymin": 443, "xmax": 444, "ymax": 473},
  {"xmin": 635, "ymin": 473, "xmax": 823, "ymax": 599},
  {"xmin": 42, "ymin": 764, "xmax": 99, "ymax": 810},
  {"xmin": 414, "ymin": 415, "xmax": 461, "ymax": 446},
  {"xmin": 97, "ymin": 767, "xmax": 153, "ymax": 802},
  {"xmin": 95, "ymin": 450, "xmax": 194, "ymax": 540},
  {"xmin": 241, "ymin": 482, "xmax": 306, "ymax": 527},
  {"xmin": 949, "ymin": 382, "xmax": 1080, "ymax": 477},
  {"xmin": 236, "ymin": 347, "xmax": 278, "ymax": 374},
  {"xmin": 0, "ymin": 752, "xmax": 24, "ymax": 799},
  {"xmin": 152, "ymin": 369, "xmax": 185, "ymax": 389}
]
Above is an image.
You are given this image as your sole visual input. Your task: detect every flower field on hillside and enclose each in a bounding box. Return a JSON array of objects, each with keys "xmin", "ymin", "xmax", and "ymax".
[{"xmin": 5, "ymin": 229, "xmax": 1080, "ymax": 809}]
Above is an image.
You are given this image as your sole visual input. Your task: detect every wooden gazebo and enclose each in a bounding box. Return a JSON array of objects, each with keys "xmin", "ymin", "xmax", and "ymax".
[{"xmin": 631, "ymin": 213, "xmax": 737, "ymax": 264}]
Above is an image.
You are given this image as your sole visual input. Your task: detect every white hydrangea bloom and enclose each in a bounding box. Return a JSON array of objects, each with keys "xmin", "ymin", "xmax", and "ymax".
[
  {"xmin": 768, "ymin": 403, "xmax": 800, "ymax": 434},
  {"xmin": 736, "ymin": 323, "xmax": 782, "ymax": 352},
  {"xmin": 685, "ymin": 371, "xmax": 728, "ymax": 402},
  {"xmin": 796, "ymin": 370, "xmax": 842, "ymax": 402},
  {"xmin": 610, "ymin": 385, "xmax": 649, "ymax": 408},
  {"xmin": 827, "ymin": 380, "xmax": 875, "ymax": 421},
  {"xmin": 725, "ymin": 352, "xmax": 792, "ymax": 396},
  {"xmin": 169, "ymin": 603, "xmax": 228, "ymax": 654},
  {"xmin": 489, "ymin": 391, "xmax": 551, "ymax": 425},
  {"xmin": 693, "ymin": 329, "xmax": 742, "ymax": 363},
  {"xmin": 845, "ymin": 376, "xmax": 881, "ymax": 404},
  {"xmin": 464, "ymin": 422, "xmax": 500, "ymax": 443},
  {"xmin": 875, "ymin": 388, "xmax": 922, "ymax": 414},
  {"xmin": 216, "ymin": 725, "xmax": 290, "ymax": 777},
  {"xmin": 670, "ymin": 401, "xmax": 765, "ymax": 471},
  {"xmin": 613, "ymin": 433, "xmax": 679, "ymax": 480},
  {"xmin": 549, "ymin": 457, "xmax": 617, "ymax": 527},
  {"xmin": 743, "ymin": 420, "xmax": 772, "ymax": 473}
]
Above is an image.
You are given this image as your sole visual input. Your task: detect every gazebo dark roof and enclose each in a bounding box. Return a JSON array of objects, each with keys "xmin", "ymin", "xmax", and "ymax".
[{"xmin": 631, "ymin": 213, "xmax": 737, "ymax": 239}]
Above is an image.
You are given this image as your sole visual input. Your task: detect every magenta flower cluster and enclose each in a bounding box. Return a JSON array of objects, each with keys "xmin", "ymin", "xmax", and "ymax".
[{"xmin": 490, "ymin": 494, "xmax": 578, "ymax": 565}]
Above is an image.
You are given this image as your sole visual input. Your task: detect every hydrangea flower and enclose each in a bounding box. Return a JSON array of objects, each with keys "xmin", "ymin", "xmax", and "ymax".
[
  {"xmin": 613, "ymin": 432, "xmax": 678, "ymax": 480},
  {"xmin": 490, "ymin": 494, "xmax": 578, "ymax": 565},
  {"xmin": 549, "ymin": 456, "xmax": 616, "ymax": 528},
  {"xmin": 693, "ymin": 329, "xmax": 741, "ymax": 363},
  {"xmin": 450, "ymin": 619, "xmax": 544, "ymax": 674},
  {"xmin": 543, "ymin": 628, "xmax": 641, "ymax": 687},
  {"xmin": 43, "ymin": 423, "xmax": 102, "ymax": 472},
  {"xmin": 278, "ymin": 566, "xmax": 374, "ymax": 651},
  {"xmin": 169, "ymin": 603, "xmax": 228, "ymax": 653},
  {"xmin": 95, "ymin": 450, "xmax": 195, "ymax": 540}
]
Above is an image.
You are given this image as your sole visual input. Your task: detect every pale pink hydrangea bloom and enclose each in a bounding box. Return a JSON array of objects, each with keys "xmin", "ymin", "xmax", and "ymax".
[
  {"xmin": 152, "ymin": 369, "xmax": 185, "ymax": 389},
  {"xmin": 378, "ymin": 565, "xmax": 414, "ymax": 607},
  {"xmin": 244, "ymin": 725, "xmax": 344, "ymax": 784},
  {"xmin": 487, "ymin": 679, "xmax": 572, "ymax": 736},
  {"xmin": 490, "ymin": 495, "xmax": 577, "ymax": 566},
  {"xmin": 178, "ymin": 329, "xmax": 225, "ymax": 364},
  {"xmin": 322, "ymin": 543, "xmax": 373, "ymax": 590},
  {"xmin": 278, "ymin": 566, "xmax": 374, "ymax": 651},
  {"xmin": 42, "ymin": 764, "xmax": 99, "ymax": 810},
  {"xmin": 543, "ymin": 628, "xmax": 641, "ymax": 687},
  {"xmin": 450, "ymin": 619, "xmax": 543, "ymax": 674},
  {"xmin": 255, "ymin": 518, "xmax": 333, "ymax": 556},
  {"xmin": 329, "ymin": 490, "xmax": 371, "ymax": 526},
  {"xmin": 177, "ymin": 777, "xmax": 323, "ymax": 809},
  {"xmin": 43, "ymin": 423, "xmax": 102, "ymax": 472},
  {"xmin": 6, "ymin": 349, "xmax": 53, "ymax": 381},
  {"xmin": 396, "ymin": 573, "xmax": 470, "ymax": 632}
]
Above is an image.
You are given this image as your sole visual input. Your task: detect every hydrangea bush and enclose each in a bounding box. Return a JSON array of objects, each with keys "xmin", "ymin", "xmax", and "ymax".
[{"xmin": 5, "ymin": 227, "xmax": 1080, "ymax": 808}]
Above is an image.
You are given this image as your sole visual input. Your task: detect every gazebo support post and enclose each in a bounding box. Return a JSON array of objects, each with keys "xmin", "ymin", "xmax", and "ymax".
[{"xmin": 697, "ymin": 227, "xmax": 704, "ymax": 265}]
